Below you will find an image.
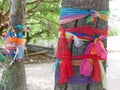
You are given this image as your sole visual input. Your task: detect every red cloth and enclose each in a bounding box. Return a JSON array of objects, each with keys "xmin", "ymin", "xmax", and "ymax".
[
  {"xmin": 56, "ymin": 27, "xmax": 74, "ymax": 84},
  {"xmin": 60, "ymin": 25, "xmax": 108, "ymax": 37},
  {"xmin": 91, "ymin": 58, "xmax": 102, "ymax": 82},
  {"xmin": 56, "ymin": 26, "xmax": 107, "ymax": 84}
]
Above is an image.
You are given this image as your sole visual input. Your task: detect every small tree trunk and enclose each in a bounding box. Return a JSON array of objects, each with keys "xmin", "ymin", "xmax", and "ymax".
[
  {"xmin": 0, "ymin": 0, "xmax": 27, "ymax": 90},
  {"xmin": 54, "ymin": 0, "xmax": 109, "ymax": 90}
]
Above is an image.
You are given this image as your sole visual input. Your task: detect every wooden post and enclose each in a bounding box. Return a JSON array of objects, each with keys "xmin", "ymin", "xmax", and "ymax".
[
  {"xmin": 54, "ymin": 0, "xmax": 109, "ymax": 90},
  {"xmin": 0, "ymin": 0, "xmax": 27, "ymax": 90}
]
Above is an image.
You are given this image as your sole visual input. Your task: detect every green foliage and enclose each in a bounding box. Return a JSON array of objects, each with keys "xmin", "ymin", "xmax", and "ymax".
[
  {"xmin": 108, "ymin": 27, "xmax": 120, "ymax": 36},
  {"xmin": 0, "ymin": 38, "xmax": 4, "ymax": 44},
  {"xmin": 26, "ymin": 0, "xmax": 60, "ymax": 43},
  {"xmin": 0, "ymin": 0, "xmax": 9, "ymax": 12}
]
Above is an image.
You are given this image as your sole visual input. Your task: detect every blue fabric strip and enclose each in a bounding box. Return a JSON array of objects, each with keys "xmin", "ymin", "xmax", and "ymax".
[{"xmin": 60, "ymin": 8, "xmax": 90, "ymax": 16}]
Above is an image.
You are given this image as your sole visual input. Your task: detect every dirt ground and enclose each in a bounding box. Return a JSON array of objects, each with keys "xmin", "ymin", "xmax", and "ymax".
[{"xmin": 26, "ymin": 63, "xmax": 54, "ymax": 90}]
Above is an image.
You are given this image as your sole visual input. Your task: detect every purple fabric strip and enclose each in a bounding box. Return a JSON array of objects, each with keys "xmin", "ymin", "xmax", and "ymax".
[
  {"xmin": 55, "ymin": 72, "xmax": 92, "ymax": 84},
  {"xmin": 60, "ymin": 14, "xmax": 87, "ymax": 19},
  {"xmin": 4, "ymin": 54, "xmax": 15, "ymax": 57}
]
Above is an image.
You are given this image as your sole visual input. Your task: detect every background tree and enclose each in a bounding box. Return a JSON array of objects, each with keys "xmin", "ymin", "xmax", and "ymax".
[
  {"xmin": 0, "ymin": 0, "xmax": 27, "ymax": 90},
  {"xmin": 54, "ymin": 0, "xmax": 109, "ymax": 90},
  {"xmin": 0, "ymin": 0, "xmax": 60, "ymax": 43}
]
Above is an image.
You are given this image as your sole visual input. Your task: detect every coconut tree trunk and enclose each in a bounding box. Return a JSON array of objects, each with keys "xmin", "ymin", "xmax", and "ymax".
[
  {"xmin": 54, "ymin": 0, "xmax": 109, "ymax": 90},
  {"xmin": 0, "ymin": 0, "xmax": 27, "ymax": 90}
]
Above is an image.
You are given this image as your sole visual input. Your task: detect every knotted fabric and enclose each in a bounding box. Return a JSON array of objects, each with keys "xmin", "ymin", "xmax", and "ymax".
[
  {"xmin": 80, "ymin": 37, "xmax": 107, "ymax": 82},
  {"xmin": 56, "ymin": 26, "xmax": 107, "ymax": 83},
  {"xmin": 56, "ymin": 26, "xmax": 74, "ymax": 84},
  {"xmin": 60, "ymin": 8, "xmax": 109, "ymax": 24}
]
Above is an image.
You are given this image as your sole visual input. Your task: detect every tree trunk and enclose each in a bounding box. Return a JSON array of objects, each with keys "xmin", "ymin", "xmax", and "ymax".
[
  {"xmin": 0, "ymin": 0, "xmax": 27, "ymax": 90},
  {"xmin": 54, "ymin": 0, "xmax": 109, "ymax": 90}
]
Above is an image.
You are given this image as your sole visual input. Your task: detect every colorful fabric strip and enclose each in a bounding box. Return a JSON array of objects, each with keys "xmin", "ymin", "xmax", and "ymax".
[
  {"xmin": 2, "ymin": 49, "xmax": 16, "ymax": 54},
  {"xmin": 14, "ymin": 25, "xmax": 25, "ymax": 29},
  {"xmin": 0, "ymin": 52, "xmax": 6, "ymax": 62},
  {"xmin": 2, "ymin": 49, "xmax": 16, "ymax": 58},
  {"xmin": 57, "ymin": 29, "xmax": 74, "ymax": 84},
  {"xmin": 56, "ymin": 27, "xmax": 107, "ymax": 84},
  {"xmin": 6, "ymin": 37, "xmax": 26, "ymax": 46},
  {"xmin": 60, "ymin": 8, "xmax": 109, "ymax": 24},
  {"xmin": 60, "ymin": 25, "xmax": 108, "ymax": 36},
  {"xmin": 55, "ymin": 72, "xmax": 92, "ymax": 84},
  {"xmin": 59, "ymin": 25, "xmax": 108, "ymax": 42},
  {"xmin": 4, "ymin": 53, "xmax": 15, "ymax": 57}
]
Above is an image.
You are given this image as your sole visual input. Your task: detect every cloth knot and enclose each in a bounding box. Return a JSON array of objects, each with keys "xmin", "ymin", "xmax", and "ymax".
[
  {"xmin": 86, "ymin": 10, "xmax": 100, "ymax": 23},
  {"xmin": 80, "ymin": 37, "xmax": 107, "ymax": 82},
  {"xmin": 60, "ymin": 8, "xmax": 109, "ymax": 24},
  {"xmin": 90, "ymin": 10, "xmax": 100, "ymax": 17}
]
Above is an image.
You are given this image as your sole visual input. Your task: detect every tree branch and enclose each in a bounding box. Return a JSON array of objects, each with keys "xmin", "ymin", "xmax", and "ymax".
[
  {"xmin": 27, "ymin": 2, "xmax": 40, "ymax": 13},
  {"xmin": 43, "ymin": 0, "xmax": 60, "ymax": 3},
  {"xmin": 26, "ymin": 0, "xmax": 43, "ymax": 5},
  {"xmin": 26, "ymin": 22, "xmax": 41, "ymax": 24},
  {"xmin": 29, "ymin": 30, "xmax": 47, "ymax": 41},
  {"xmin": 3, "ymin": 9, "xmax": 10, "ymax": 17},
  {"xmin": 26, "ymin": 11, "xmax": 36, "ymax": 19}
]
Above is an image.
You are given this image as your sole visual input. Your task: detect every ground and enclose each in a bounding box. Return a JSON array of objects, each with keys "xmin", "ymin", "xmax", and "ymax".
[
  {"xmin": 107, "ymin": 52, "xmax": 120, "ymax": 90},
  {"xmin": 26, "ymin": 63, "xmax": 54, "ymax": 90}
]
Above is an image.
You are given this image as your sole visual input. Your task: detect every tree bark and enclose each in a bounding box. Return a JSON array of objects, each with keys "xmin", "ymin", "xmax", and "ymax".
[
  {"xmin": 0, "ymin": 0, "xmax": 27, "ymax": 90},
  {"xmin": 54, "ymin": 0, "xmax": 109, "ymax": 90}
]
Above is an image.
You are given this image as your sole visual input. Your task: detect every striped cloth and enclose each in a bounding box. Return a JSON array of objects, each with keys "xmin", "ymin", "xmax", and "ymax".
[{"xmin": 60, "ymin": 8, "xmax": 109, "ymax": 24}]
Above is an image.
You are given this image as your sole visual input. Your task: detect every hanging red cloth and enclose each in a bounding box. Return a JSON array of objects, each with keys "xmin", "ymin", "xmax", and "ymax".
[
  {"xmin": 56, "ymin": 26, "xmax": 74, "ymax": 84},
  {"xmin": 56, "ymin": 26, "xmax": 107, "ymax": 84}
]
